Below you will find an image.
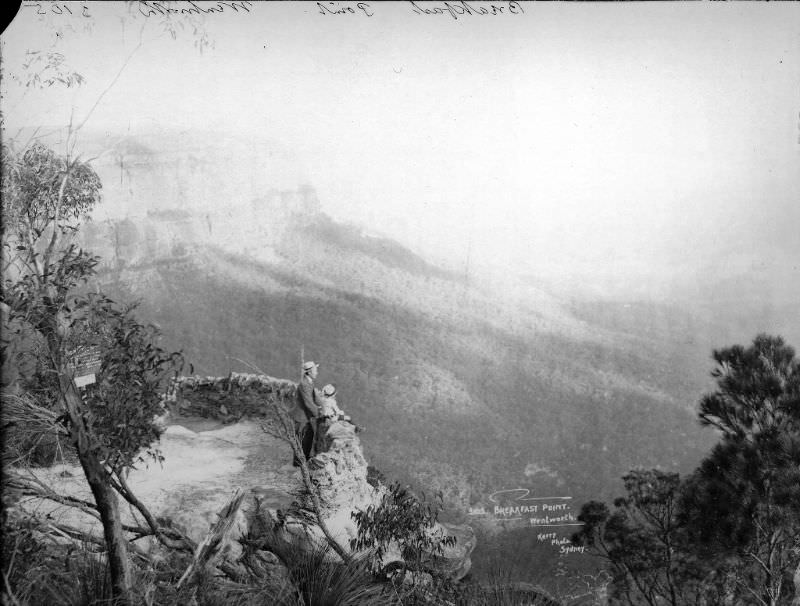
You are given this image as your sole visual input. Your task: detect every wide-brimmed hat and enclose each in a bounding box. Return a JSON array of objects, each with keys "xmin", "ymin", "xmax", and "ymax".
[
  {"xmin": 322, "ymin": 384, "xmax": 336, "ymax": 397},
  {"xmin": 303, "ymin": 361, "xmax": 319, "ymax": 372}
]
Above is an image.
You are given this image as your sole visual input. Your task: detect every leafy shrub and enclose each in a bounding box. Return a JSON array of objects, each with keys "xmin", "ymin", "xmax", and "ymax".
[
  {"xmin": 263, "ymin": 538, "xmax": 389, "ymax": 606},
  {"xmin": 1, "ymin": 522, "xmax": 116, "ymax": 606},
  {"xmin": 288, "ymin": 545, "xmax": 387, "ymax": 606},
  {"xmin": 154, "ymin": 569, "xmax": 298, "ymax": 606},
  {"xmin": 351, "ymin": 482, "xmax": 456, "ymax": 575}
]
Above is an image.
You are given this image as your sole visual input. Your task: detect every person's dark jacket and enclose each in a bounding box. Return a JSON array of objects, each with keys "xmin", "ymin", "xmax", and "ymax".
[{"xmin": 290, "ymin": 375, "xmax": 320, "ymax": 424}]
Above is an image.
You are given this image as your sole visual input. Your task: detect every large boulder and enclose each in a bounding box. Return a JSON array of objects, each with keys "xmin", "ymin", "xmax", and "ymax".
[
  {"xmin": 378, "ymin": 520, "xmax": 476, "ymax": 580},
  {"xmin": 426, "ymin": 522, "xmax": 476, "ymax": 580}
]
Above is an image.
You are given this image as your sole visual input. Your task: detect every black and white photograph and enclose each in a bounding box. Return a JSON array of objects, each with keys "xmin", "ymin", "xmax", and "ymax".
[{"xmin": 1, "ymin": 1, "xmax": 799, "ymax": 604}]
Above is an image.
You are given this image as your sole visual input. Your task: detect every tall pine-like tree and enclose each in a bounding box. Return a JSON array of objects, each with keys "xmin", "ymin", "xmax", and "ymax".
[{"xmin": 680, "ymin": 334, "xmax": 800, "ymax": 606}]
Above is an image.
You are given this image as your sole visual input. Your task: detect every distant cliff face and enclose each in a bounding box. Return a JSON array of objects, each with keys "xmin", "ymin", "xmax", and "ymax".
[
  {"xmin": 55, "ymin": 127, "xmax": 315, "ymax": 268},
  {"xmin": 80, "ymin": 184, "xmax": 321, "ymax": 269},
  {"xmin": 83, "ymin": 129, "xmax": 311, "ymax": 217},
  {"xmin": 76, "ymin": 128, "xmax": 462, "ymax": 296}
]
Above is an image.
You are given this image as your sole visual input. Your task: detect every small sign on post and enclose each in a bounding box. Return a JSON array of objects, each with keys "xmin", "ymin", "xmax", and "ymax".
[{"xmin": 67, "ymin": 345, "xmax": 103, "ymax": 389}]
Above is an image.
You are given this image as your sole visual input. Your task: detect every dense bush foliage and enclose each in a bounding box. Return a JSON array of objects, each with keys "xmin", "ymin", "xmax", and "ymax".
[
  {"xmin": 574, "ymin": 334, "xmax": 800, "ymax": 605},
  {"xmin": 351, "ymin": 481, "xmax": 456, "ymax": 574}
]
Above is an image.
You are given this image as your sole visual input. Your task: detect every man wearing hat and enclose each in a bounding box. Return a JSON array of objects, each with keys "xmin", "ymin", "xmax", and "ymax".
[{"xmin": 291, "ymin": 360, "xmax": 321, "ymax": 464}]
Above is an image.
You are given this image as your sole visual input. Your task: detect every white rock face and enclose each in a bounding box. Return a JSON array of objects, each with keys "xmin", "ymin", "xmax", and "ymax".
[
  {"xmin": 308, "ymin": 421, "xmax": 373, "ymax": 513},
  {"xmin": 253, "ymin": 418, "xmax": 476, "ymax": 580},
  {"xmin": 250, "ymin": 420, "xmax": 379, "ymax": 556}
]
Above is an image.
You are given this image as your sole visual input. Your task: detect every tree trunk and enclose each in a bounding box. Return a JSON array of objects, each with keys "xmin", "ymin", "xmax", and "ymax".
[
  {"xmin": 79, "ymin": 448, "xmax": 132, "ymax": 602},
  {"xmin": 792, "ymin": 562, "xmax": 800, "ymax": 606},
  {"xmin": 61, "ymin": 376, "xmax": 132, "ymax": 603}
]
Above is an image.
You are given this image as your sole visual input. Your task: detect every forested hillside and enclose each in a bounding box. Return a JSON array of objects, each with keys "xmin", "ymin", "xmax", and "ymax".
[{"xmin": 88, "ymin": 213, "xmax": 714, "ymax": 507}]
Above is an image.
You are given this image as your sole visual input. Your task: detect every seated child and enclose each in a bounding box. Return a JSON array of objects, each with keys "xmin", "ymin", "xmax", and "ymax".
[
  {"xmin": 320, "ymin": 384, "xmax": 362, "ymax": 434},
  {"xmin": 319, "ymin": 384, "xmax": 349, "ymax": 422}
]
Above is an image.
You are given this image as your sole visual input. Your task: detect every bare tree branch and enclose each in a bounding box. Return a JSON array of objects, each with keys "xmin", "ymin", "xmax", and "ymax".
[
  {"xmin": 176, "ymin": 488, "xmax": 246, "ymax": 589},
  {"xmin": 72, "ymin": 21, "xmax": 146, "ymax": 136},
  {"xmin": 110, "ymin": 469, "xmax": 195, "ymax": 551}
]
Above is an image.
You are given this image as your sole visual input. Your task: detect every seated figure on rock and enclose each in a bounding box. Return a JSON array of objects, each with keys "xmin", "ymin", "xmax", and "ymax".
[
  {"xmin": 319, "ymin": 384, "xmax": 348, "ymax": 422},
  {"xmin": 316, "ymin": 384, "xmax": 361, "ymax": 452}
]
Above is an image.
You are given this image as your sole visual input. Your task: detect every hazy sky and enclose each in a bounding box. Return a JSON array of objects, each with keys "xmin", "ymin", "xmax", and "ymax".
[{"xmin": 2, "ymin": 1, "xmax": 799, "ymax": 297}]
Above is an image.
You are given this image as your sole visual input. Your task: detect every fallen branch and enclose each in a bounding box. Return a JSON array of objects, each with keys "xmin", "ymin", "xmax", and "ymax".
[
  {"xmin": 7, "ymin": 469, "xmax": 156, "ymax": 539},
  {"xmin": 8, "ymin": 469, "xmax": 99, "ymax": 518},
  {"xmin": 110, "ymin": 468, "xmax": 195, "ymax": 551},
  {"xmin": 41, "ymin": 521, "xmax": 152, "ymax": 562},
  {"xmin": 177, "ymin": 488, "xmax": 246, "ymax": 589}
]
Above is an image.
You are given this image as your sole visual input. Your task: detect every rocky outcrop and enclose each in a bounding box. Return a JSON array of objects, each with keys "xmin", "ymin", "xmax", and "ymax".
[
  {"xmin": 424, "ymin": 522, "xmax": 476, "ymax": 580},
  {"xmin": 249, "ymin": 418, "xmax": 377, "ymax": 561},
  {"xmin": 171, "ymin": 373, "xmax": 475, "ymax": 581},
  {"xmin": 250, "ymin": 416, "xmax": 475, "ymax": 580}
]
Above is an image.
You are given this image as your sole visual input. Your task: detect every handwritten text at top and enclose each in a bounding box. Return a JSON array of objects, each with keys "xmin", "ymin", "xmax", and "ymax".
[
  {"xmin": 410, "ymin": 1, "xmax": 524, "ymax": 19},
  {"xmin": 318, "ymin": 1, "xmax": 524, "ymax": 19},
  {"xmin": 26, "ymin": 1, "xmax": 523, "ymax": 22},
  {"xmin": 23, "ymin": 2, "xmax": 91, "ymax": 17},
  {"xmin": 317, "ymin": 2, "xmax": 374, "ymax": 17},
  {"xmin": 317, "ymin": 1, "xmax": 523, "ymax": 19},
  {"xmin": 137, "ymin": 1, "xmax": 253, "ymax": 18}
]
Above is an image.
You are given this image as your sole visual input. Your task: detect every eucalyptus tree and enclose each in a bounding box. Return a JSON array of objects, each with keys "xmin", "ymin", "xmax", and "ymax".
[{"xmin": 2, "ymin": 142, "xmax": 182, "ymax": 602}]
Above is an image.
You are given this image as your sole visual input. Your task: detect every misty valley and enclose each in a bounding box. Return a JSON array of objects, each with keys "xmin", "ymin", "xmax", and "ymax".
[{"xmin": 4, "ymin": 126, "xmax": 798, "ymax": 605}]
